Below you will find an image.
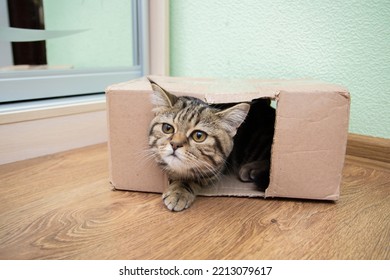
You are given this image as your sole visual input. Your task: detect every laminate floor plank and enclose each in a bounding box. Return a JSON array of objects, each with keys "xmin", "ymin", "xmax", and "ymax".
[{"xmin": 0, "ymin": 144, "xmax": 388, "ymax": 259}]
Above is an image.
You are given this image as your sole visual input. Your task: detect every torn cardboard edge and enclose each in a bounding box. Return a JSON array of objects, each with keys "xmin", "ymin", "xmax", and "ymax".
[{"xmin": 106, "ymin": 76, "xmax": 350, "ymax": 201}]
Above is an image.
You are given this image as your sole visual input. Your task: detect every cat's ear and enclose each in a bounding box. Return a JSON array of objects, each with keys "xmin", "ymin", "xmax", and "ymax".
[
  {"xmin": 216, "ymin": 103, "xmax": 250, "ymax": 136},
  {"xmin": 150, "ymin": 82, "xmax": 178, "ymax": 112}
]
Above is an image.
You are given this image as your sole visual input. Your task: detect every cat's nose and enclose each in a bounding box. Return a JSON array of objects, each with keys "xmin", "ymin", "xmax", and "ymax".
[
  {"xmin": 170, "ymin": 141, "xmax": 183, "ymax": 151},
  {"xmin": 170, "ymin": 132, "xmax": 186, "ymax": 151}
]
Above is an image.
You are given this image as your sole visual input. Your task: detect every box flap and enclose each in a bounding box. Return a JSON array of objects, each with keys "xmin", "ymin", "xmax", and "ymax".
[{"xmin": 266, "ymin": 90, "xmax": 350, "ymax": 200}]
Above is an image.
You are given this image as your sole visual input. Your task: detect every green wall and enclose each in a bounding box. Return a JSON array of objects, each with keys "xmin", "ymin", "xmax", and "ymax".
[{"xmin": 170, "ymin": 0, "xmax": 390, "ymax": 138}]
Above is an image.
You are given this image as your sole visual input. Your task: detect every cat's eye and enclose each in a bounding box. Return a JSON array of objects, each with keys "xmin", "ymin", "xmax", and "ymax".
[
  {"xmin": 162, "ymin": 123, "xmax": 174, "ymax": 134},
  {"xmin": 191, "ymin": 130, "xmax": 207, "ymax": 142}
]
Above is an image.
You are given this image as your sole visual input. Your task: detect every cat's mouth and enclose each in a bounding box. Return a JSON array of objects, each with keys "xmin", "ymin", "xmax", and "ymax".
[
  {"xmin": 164, "ymin": 154, "xmax": 188, "ymax": 175},
  {"xmin": 165, "ymin": 153, "xmax": 182, "ymax": 164},
  {"xmin": 161, "ymin": 147, "xmax": 187, "ymax": 171}
]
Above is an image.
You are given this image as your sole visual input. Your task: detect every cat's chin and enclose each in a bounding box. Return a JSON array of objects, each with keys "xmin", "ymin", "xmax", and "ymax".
[{"xmin": 163, "ymin": 155, "xmax": 188, "ymax": 174}]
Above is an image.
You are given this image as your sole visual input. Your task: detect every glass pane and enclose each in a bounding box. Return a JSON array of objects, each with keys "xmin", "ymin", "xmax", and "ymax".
[
  {"xmin": 3, "ymin": 0, "xmax": 135, "ymax": 70},
  {"xmin": 43, "ymin": 0, "xmax": 134, "ymax": 69}
]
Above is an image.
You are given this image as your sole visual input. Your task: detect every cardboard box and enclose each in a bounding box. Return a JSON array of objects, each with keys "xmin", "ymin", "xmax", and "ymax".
[{"xmin": 106, "ymin": 76, "xmax": 350, "ymax": 200}]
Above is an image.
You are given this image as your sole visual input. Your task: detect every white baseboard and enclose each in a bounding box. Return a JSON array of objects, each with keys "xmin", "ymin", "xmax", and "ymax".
[{"xmin": 0, "ymin": 110, "xmax": 107, "ymax": 164}]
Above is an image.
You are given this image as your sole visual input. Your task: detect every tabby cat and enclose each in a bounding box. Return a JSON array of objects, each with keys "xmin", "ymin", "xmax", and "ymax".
[{"xmin": 148, "ymin": 81, "xmax": 275, "ymax": 211}]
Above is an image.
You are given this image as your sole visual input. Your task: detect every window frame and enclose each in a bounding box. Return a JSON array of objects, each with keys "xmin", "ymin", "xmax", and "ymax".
[
  {"xmin": 0, "ymin": 0, "xmax": 149, "ymax": 103},
  {"xmin": 0, "ymin": 0, "xmax": 170, "ymax": 164}
]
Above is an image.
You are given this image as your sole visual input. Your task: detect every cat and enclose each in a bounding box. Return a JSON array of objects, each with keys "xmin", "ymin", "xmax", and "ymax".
[{"xmin": 148, "ymin": 81, "xmax": 275, "ymax": 211}]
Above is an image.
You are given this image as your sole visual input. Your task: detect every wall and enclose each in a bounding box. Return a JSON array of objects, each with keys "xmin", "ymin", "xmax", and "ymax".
[{"xmin": 170, "ymin": 0, "xmax": 390, "ymax": 138}]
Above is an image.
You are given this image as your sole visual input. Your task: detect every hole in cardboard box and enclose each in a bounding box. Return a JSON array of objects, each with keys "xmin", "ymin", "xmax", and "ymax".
[
  {"xmin": 147, "ymin": 78, "xmax": 276, "ymax": 197},
  {"xmin": 208, "ymin": 97, "xmax": 276, "ymax": 195}
]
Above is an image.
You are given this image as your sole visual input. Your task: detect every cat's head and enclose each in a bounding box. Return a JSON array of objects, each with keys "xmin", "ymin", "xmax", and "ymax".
[{"xmin": 148, "ymin": 82, "xmax": 250, "ymax": 181}]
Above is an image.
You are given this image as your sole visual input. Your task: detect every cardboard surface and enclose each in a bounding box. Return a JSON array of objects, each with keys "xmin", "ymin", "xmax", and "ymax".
[{"xmin": 106, "ymin": 76, "xmax": 350, "ymax": 200}]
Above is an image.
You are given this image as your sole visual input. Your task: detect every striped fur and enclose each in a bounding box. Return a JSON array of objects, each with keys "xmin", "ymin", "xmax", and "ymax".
[
  {"xmin": 148, "ymin": 82, "xmax": 248, "ymax": 211},
  {"xmin": 148, "ymin": 82, "xmax": 274, "ymax": 211}
]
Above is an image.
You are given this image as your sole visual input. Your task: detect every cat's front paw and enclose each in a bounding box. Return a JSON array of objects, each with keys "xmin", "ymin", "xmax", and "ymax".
[{"xmin": 162, "ymin": 182, "xmax": 196, "ymax": 211}]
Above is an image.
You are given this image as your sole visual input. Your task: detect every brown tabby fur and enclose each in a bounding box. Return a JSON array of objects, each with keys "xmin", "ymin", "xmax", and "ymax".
[{"xmin": 148, "ymin": 81, "xmax": 275, "ymax": 211}]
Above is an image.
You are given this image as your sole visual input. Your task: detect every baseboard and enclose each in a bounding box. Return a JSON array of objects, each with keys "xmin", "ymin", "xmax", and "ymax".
[
  {"xmin": 346, "ymin": 133, "xmax": 390, "ymax": 164},
  {"xmin": 0, "ymin": 110, "xmax": 107, "ymax": 165}
]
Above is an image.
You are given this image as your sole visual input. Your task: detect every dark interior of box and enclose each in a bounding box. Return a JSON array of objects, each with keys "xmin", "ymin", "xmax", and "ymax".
[{"xmin": 209, "ymin": 98, "xmax": 276, "ymax": 194}]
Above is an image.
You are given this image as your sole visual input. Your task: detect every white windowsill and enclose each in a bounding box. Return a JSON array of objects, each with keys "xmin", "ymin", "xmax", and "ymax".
[{"xmin": 0, "ymin": 94, "xmax": 106, "ymax": 125}]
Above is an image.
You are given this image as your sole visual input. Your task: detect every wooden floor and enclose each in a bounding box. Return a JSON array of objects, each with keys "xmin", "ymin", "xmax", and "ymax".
[{"xmin": 0, "ymin": 143, "xmax": 389, "ymax": 260}]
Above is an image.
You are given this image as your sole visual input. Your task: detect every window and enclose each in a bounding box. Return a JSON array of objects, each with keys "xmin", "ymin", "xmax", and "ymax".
[{"xmin": 0, "ymin": 0, "xmax": 149, "ymax": 103}]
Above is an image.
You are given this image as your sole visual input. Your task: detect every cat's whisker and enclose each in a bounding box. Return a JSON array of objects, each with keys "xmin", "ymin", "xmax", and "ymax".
[
  {"xmin": 183, "ymin": 153, "xmax": 222, "ymax": 184},
  {"xmin": 133, "ymin": 148, "xmax": 161, "ymax": 169}
]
